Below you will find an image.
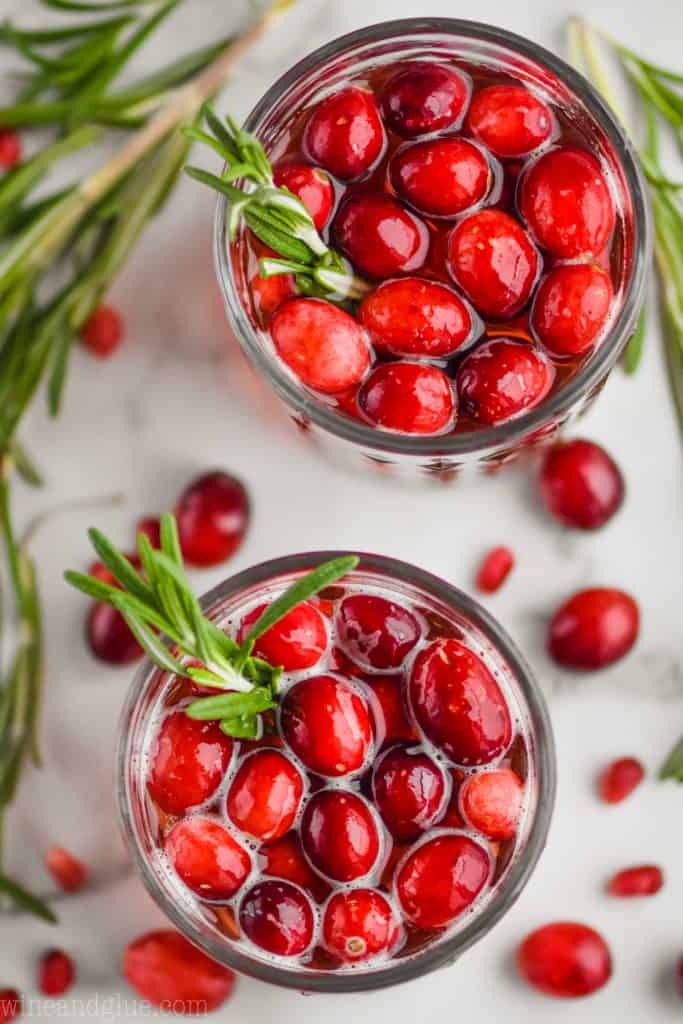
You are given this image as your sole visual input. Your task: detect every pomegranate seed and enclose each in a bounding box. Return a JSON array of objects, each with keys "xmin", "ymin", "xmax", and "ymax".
[
  {"xmin": 273, "ymin": 162, "xmax": 334, "ymax": 231},
  {"xmin": 237, "ymin": 600, "xmax": 327, "ymax": 671},
  {"xmin": 0, "ymin": 990, "xmax": 21, "ymax": 1024},
  {"xmin": 336, "ymin": 594, "xmax": 421, "ymax": 670},
  {"xmin": 301, "ymin": 789, "xmax": 380, "ymax": 882},
  {"xmin": 372, "ymin": 745, "xmax": 446, "ymax": 841},
  {"xmin": 519, "ymin": 147, "xmax": 616, "ymax": 258},
  {"xmin": 136, "ymin": 516, "xmax": 161, "ymax": 548},
  {"xmin": 390, "ymin": 138, "xmax": 490, "ymax": 217},
  {"xmin": 467, "ymin": 85, "xmax": 553, "ymax": 157},
  {"xmin": 147, "ymin": 711, "xmax": 233, "ymax": 815},
  {"xmin": 175, "ymin": 471, "xmax": 249, "ymax": 567},
  {"xmin": 260, "ymin": 831, "xmax": 331, "ymax": 903},
  {"xmin": 409, "ymin": 638, "xmax": 512, "ymax": 764},
  {"xmin": 476, "ymin": 546, "xmax": 515, "ymax": 593},
  {"xmin": 363, "ymin": 674, "xmax": 418, "ymax": 745},
  {"xmin": 359, "ymin": 362, "xmax": 455, "ymax": 435},
  {"xmin": 607, "ymin": 864, "xmax": 663, "ymax": 898},
  {"xmin": 540, "ymin": 439, "xmax": 624, "ymax": 531},
  {"xmin": 124, "ymin": 929, "xmax": 235, "ymax": 1011},
  {"xmin": 239, "ymin": 880, "xmax": 314, "ymax": 956},
  {"xmin": 359, "ymin": 277, "xmax": 473, "ymax": 358},
  {"xmin": 548, "ymin": 588, "xmax": 639, "ymax": 670},
  {"xmin": 227, "ymin": 749, "xmax": 303, "ymax": 843},
  {"xmin": 517, "ymin": 921, "xmax": 612, "ymax": 998},
  {"xmin": 45, "ymin": 846, "xmax": 87, "ymax": 893},
  {"xmin": 270, "ymin": 298, "xmax": 370, "ymax": 394},
  {"xmin": 0, "ymin": 129, "xmax": 21, "ymax": 170},
  {"xmin": 280, "ymin": 675, "xmax": 372, "ymax": 777},
  {"xmin": 380, "ymin": 63, "xmax": 469, "ymax": 137},
  {"xmin": 304, "ymin": 87, "xmax": 385, "ymax": 180},
  {"xmin": 597, "ymin": 756, "xmax": 645, "ymax": 804},
  {"xmin": 396, "ymin": 834, "xmax": 490, "ymax": 929},
  {"xmin": 459, "ymin": 768, "xmax": 524, "ymax": 840},
  {"xmin": 38, "ymin": 950, "xmax": 75, "ymax": 997},
  {"xmin": 456, "ymin": 339, "xmax": 555, "ymax": 425},
  {"xmin": 532, "ymin": 264, "xmax": 614, "ymax": 358},
  {"xmin": 87, "ymin": 602, "xmax": 143, "ymax": 664},
  {"xmin": 334, "ymin": 193, "xmax": 428, "ymax": 279},
  {"xmin": 80, "ymin": 304, "xmax": 123, "ymax": 358},
  {"xmin": 164, "ymin": 817, "xmax": 251, "ymax": 900},
  {"xmin": 323, "ymin": 888, "xmax": 400, "ymax": 962}
]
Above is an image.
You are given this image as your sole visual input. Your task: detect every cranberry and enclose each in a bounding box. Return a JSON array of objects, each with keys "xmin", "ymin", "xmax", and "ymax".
[
  {"xmin": 467, "ymin": 85, "xmax": 553, "ymax": 157},
  {"xmin": 337, "ymin": 594, "xmax": 421, "ymax": 670},
  {"xmin": 136, "ymin": 516, "xmax": 161, "ymax": 548},
  {"xmin": 252, "ymin": 266, "xmax": 296, "ymax": 322},
  {"xmin": 38, "ymin": 950, "xmax": 75, "ymax": 997},
  {"xmin": 548, "ymin": 588, "xmax": 639, "ymax": 670},
  {"xmin": 517, "ymin": 921, "xmax": 612, "ymax": 998},
  {"xmin": 261, "ymin": 832, "xmax": 330, "ymax": 902},
  {"xmin": 273, "ymin": 162, "xmax": 334, "ymax": 230},
  {"xmin": 447, "ymin": 210, "xmax": 539, "ymax": 318},
  {"xmin": 532, "ymin": 265, "xmax": 614, "ymax": 357},
  {"xmin": 239, "ymin": 880, "xmax": 314, "ymax": 956},
  {"xmin": 372, "ymin": 745, "xmax": 446, "ymax": 840},
  {"xmin": 323, "ymin": 888, "xmax": 399, "ymax": 962},
  {"xmin": 409, "ymin": 638, "xmax": 512, "ymax": 764},
  {"xmin": 519, "ymin": 147, "xmax": 616, "ymax": 258},
  {"xmin": 227, "ymin": 749, "xmax": 303, "ymax": 843},
  {"xmin": 396, "ymin": 834, "xmax": 490, "ymax": 929},
  {"xmin": 87, "ymin": 601, "xmax": 143, "ymax": 665},
  {"xmin": 124, "ymin": 929, "xmax": 235, "ymax": 1012},
  {"xmin": 270, "ymin": 298, "xmax": 370, "ymax": 394},
  {"xmin": 381, "ymin": 64, "xmax": 469, "ymax": 137},
  {"xmin": 359, "ymin": 362, "xmax": 455, "ymax": 435},
  {"xmin": 364, "ymin": 674, "xmax": 417, "ymax": 745},
  {"xmin": 390, "ymin": 138, "xmax": 490, "ymax": 217},
  {"xmin": 80, "ymin": 304, "xmax": 123, "ymax": 358},
  {"xmin": 0, "ymin": 990, "xmax": 20, "ymax": 1024},
  {"xmin": 333, "ymin": 192, "xmax": 429, "ymax": 280},
  {"xmin": 304, "ymin": 87, "xmax": 385, "ymax": 181},
  {"xmin": 607, "ymin": 864, "xmax": 663, "ymax": 898},
  {"xmin": 597, "ymin": 756, "xmax": 644, "ymax": 804},
  {"xmin": 45, "ymin": 846, "xmax": 87, "ymax": 893},
  {"xmin": 175, "ymin": 470, "xmax": 249, "ymax": 567},
  {"xmin": 238, "ymin": 600, "xmax": 327, "ymax": 671},
  {"xmin": 147, "ymin": 711, "xmax": 233, "ymax": 815},
  {"xmin": 164, "ymin": 817, "xmax": 250, "ymax": 899},
  {"xmin": 280, "ymin": 675, "xmax": 372, "ymax": 776},
  {"xmin": 677, "ymin": 956, "xmax": 683, "ymax": 998},
  {"xmin": 456, "ymin": 339, "xmax": 555, "ymax": 425},
  {"xmin": 539, "ymin": 439, "xmax": 624, "ymax": 530},
  {"xmin": 359, "ymin": 277, "xmax": 473, "ymax": 358},
  {"xmin": 459, "ymin": 768, "xmax": 523, "ymax": 840},
  {"xmin": 301, "ymin": 789, "xmax": 380, "ymax": 882},
  {"xmin": 476, "ymin": 546, "xmax": 515, "ymax": 593},
  {"xmin": 0, "ymin": 129, "xmax": 21, "ymax": 170}
]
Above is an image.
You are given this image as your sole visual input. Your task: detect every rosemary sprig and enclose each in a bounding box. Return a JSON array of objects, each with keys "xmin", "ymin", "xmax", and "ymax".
[{"xmin": 660, "ymin": 735, "xmax": 683, "ymax": 782}]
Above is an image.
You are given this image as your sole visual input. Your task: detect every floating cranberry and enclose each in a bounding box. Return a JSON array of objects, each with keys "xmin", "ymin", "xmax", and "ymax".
[
  {"xmin": 301, "ymin": 789, "xmax": 380, "ymax": 882},
  {"xmin": 334, "ymin": 193, "xmax": 428, "ymax": 280},
  {"xmin": 539, "ymin": 439, "xmax": 624, "ymax": 530},
  {"xmin": 359, "ymin": 362, "xmax": 455, "ymax": 435},
  {"xmin": 447, "ymin": 210, "xmax": 539, "ymax": 319},
  {"xmin": 519, "ymin": 147, "xmax": 616, "ymax": 258},
  {"xmin": 396, "ymin": 834, "xmax": 490, "ymax": 929},
  {"xmin": 380, "ymin": 63, "xmax": 469, "ymax": 137},
  {"xmin": 304, "ymin": 86, "xmax": 385, "ymax": 180},
  {"xmin": 364, "ymin": 674, "xmax": 417, "ymax": 745},
  {"xmin": 372, "ymin": 745, "xmax": 445, "ymax": 841},
  {"xmin": 459, "ymin": 768, "xmax": 524, "ymax": 840},
  {"xmin": 337, "ymin": 594, "xmax": 421, "ymax": 670},
  {"xmin": 548, "ymin": 588, "xmax": 639, "ymax": 670},
  {"xmin": 467, "ymin": 85, "xmax": 553, "ymax": 158},
  {"xmin": 136, "ymin": 516, "xmax": 161, "ymax": 548},
  {"xmin": 45, "ymin": 846, "xmax": 87, "ymax": 893},
  {"xmin": 147, "ymin": 711, "xmax": 233, "ymax": 815},
  {"xmin": 80, "ymin": 304, "xmax": 123, "ymax": 358},
  {"xmin": 409, "ymin": 638, "xmax": 512, "ymax": 764},
  {"xmin": 227, "ymin": 749, "xmax": 303, "ymax": 843},
  {"xmin": 390, "ymin": 138, "xmax": 490, "ymax": 217},
  {"xmin": 359, "ymin": 277, "xmax": 473, "ymax": 358},
  {"xmin": 0, "ymin": 128, "xmax": 22, "ymax": 170},
  {"xmin": 238, "ymin": 600, "xmax": 327, "ymax": 671},
  {"xmin": 261, "ymin": 832, "xmax": 330, "ymax": 902},
  {"xmin": 270, "ymin": 298, "xmax": 370, "ymax": 394},
  {"xmin": 476, "ymin": 546, "xmax": 515, "ymax": 593},
  {"xmin": 456, "ymin": 339, "xmax": 555, "ymax": 425},
  {"xmin": 597, "ymin": 756, "xmax": 644, "ymax": 804},
  {"xmin": 240, "ymin": 880, "xmax": 314, "ymax": 956},
  {"xmin": 607, "ymin": 864, "xmax": 663, "ymax": 898},
  {"xmin": 273, "ymin": 162, "xmax": 334, "ymax": 230},
  {"xmin": 124, "ymin": 929, "xmax": 235, "ymax": 1012},
  {"xmin": 532, "ymin": 265, "xmax": 614, "ymax": 357},
  {"xmin": 517, "ymin": 921, "xmax": 612, "ymax": 998},
  {"xmin": 164, "ymin": 817, "xmax": 250, "ymax": 899},
  {"xmin": 323, "ymin": 888, "xmax": 399, "ymax": 962},
  {"xmin": 280, "ymin": 675, "xmax": 372, "ymax": 776},
  {"xmin": 0, "ymin": 990, "xmax": 20, "ymax": 1024},
  {"xmin": 175, "ymin": 471, "xmax": 249, "ymax": 567},
  {"xmin": 38, "ymin": 950, "xmax": 75, "ymax": 997},
  {"xmin": 87, "ymin": 601, "xmax": 143, "ymax": 665},
  {"xmin": 252, "ymin": 267, "xmax": 296, "ymax": 322}
]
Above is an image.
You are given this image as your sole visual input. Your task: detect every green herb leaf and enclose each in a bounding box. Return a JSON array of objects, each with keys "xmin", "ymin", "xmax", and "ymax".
[
  {"xmin": 0, "ymin": 871, "xmax": 57, "ymax": 923},
  {"xmin": 187, "ymin": 687, "xmax": 274, "ymax": 721},
  {"xmin": 660, "ymin": 734, "xmax": 683, "ymax": 781}
]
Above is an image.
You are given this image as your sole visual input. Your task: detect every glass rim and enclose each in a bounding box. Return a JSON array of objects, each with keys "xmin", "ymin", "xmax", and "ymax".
[{"xmin": 117, "ymin": 550, "xmax": 556, "ymax": 993}]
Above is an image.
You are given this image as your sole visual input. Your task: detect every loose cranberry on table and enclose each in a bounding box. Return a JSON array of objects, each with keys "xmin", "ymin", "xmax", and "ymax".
[
  {"xmin": 380, "ymin": 63, "xmax": 470, "ymax": 137},
  {"xmin": 323, "ymin": 889, "xmax": 400, "ymax": 962},
  {"xmin": 136, "ymin": 516, "xmax": 161, "ymax": 548},
  {"xmin": 273, "ymin": 162, "xmax": 334, "ymax": 230},
  {"xmin": 336, "ymin": 594, "xmax": 421, "ymax": 670},
  {"xmin": 238, "ymin": 600, "xmax": 327, "ymax": 671},
  {"xmin": 333, "ymin": 193, "xmax": 428, "ymax": 279},
  {"xmin": 227, "ymin": 749, "xmax": 303, "ymax": 842},
  {"xmin": 280, "ymin": 674, "xmax": 372, "ymax": 776},
  {"xmin": 548, "ymin": 587, "xmax": 639, "ymax": 670},
  {"xmin": 456, "ymin": 339, "xmax": 555, "ymax": 425},
  {"xmin": 301, "ymin": 789, "xmax": 380, "ymax": 882},
  {"xmin": 270, "ymin": 298, "xmax": 370, "ymax": 394},
  {"xmin": 372, "ymin": 745, "xmax": 445, "ymax": 841},
  {"xmin": 147, "ymin": 711, "xmax": 233, "ymax": 815},
  {"xmin": 87, "ymin": 601, "xmax": 143, "ymax": 665},
  {"xmin": 359, "ymin": 362, "xmax": 455, "ymax": 435},
  {"xmin": 80, "ymin": 304, "xmax": 124, "ymax": 358},
  {"xmin": 607, "ymin": 864, "xmax": 663, "ymax": 898},
  {"xmin": 467, "ymin": 84, "xmax": 553, "ymax": 158},
  {"xmin": 38, "ymin": 950, "xmax": 75, "ymax": 997},
  {"xmin": 459, "ymin": 768, "xmax": 524, "ymax": 840},
  {"xmin": 175, "ymin": 470, "xmax": 249, "ymax": 567},
  {"xmin": 45, "ymin": 846, "xmax": 87, "ymax": 893},
  {"xmin": 0, "ymin": 990, "xmax": 21, "ymax": 1024},
  {"xmin": 240, "ymin": 880, "xmax": 314, "ymax": 956},
  {"xmin": 0, "ymin": 128, "xmax": 21, "ymax": 170},
  {"xmin": 476, "ymin": 546, "xmax": 515, "ymax": 593},
  {"xmin": 532, "ymin": 264, "xmax": 614, "ymax": 357},
  {"xmin": 124, "ymin": 930, "xmax": 235, "ymax": 1012},
  {"xmin": 517, "ymin": 921, "xmax": 612, "ymax": 998},
  {"xmin": 304, "ymin": 86, "xmax": 385, "ymax": 180},
  {"xmin": 164, "ymin": 817, "xmax": 251, "ymax": 899},
  {"xmin": 396, "ymin": 833, "xmax": 491, "ymax": 929},
  {"xmin": 597, "ymin": 756, "xmax": 644, "ymax": 804},
  {"xmin": 359, "ymin": 277, "xmax": 474, "ymax": 359},
  {"xmin": 390, "ymin": 138, "xmax": 490, "ymax": 217},
  {"xmin": 539, "ymin": 439, "xmax": 624, "ymax": 531}
]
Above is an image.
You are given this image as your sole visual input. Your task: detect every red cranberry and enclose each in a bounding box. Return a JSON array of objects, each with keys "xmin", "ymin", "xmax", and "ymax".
[
  {"xmin": 459, "ymin": 768, "xmax": 524, "ymax": 840},
  {"xmin": 372, "ymin": 745, "xmax": 446, "ymax": 840},
  {"xmin": 38, "ymin": 950, "xmax": 75, "ymax": 997},
  {"xmin": 337, "ymin": 594, "xmax": 421, "ymax": 670},
  {"xmin": 519, "ymin": 147, "xmax": 616, "ymax": 258},
  {"xmin": 227, "ymin": 749, "xmax": 303, "ymax": 843},
  {"xmin": 334, "ymin": 191, "xmax": 429, "ymax": 281},
  {"xmin": 124, "ymin": 930, "xmax": 235, "ymax": 1011},
  {"xmin": 136, "ymin": 516, "xmax": 161, "ymax": 548},
  {"xmin": 396, "ymin": 834, "xmax": 490, "ymax": 929},
  {"xmin": 597, "ymin": 756, "xmax": 644, "ymax": 804},
  {"xmin": 273, "ymin": 162, "xmax": 334, "ymax": 230},
  {"xmin": 380, "ymin": 64, "xmax": 469, "ymax": 137},
  {"xmin": 517, "ymin": 921, "xmax": 612, "ymax": 998},
  {"xmin": 323, "ymin": 888, "xmax": 399, "ymax": 962},
  {"xmin": 467, "ymin": 85, "xmax": 553, "ymax": 158},
  {"xmin": 0, "ymin": 128, "xmax": 22, "ymax": 170},
  {"xmin": 390, "ymin": 138, "xmax": 490, "ymax": 218},
  {"xmin": 409, "ymin": 638, "xmax": 512, "ymax": 765},
  {"xmin": 240, "ymin": 881, "xmax": 314, "ymax": 956},
  {"xmin": 359, "ymin": 362, "xmax": 455, "ymax": 435},
  {"xmin": 532, "ymin": 265, "xmax": 614, "ymax": 357},
  {"xmin": 607, "ymin": 864, "xmax": 663, "ymax": 898},
  {"xmin": 45, "ymin": 846, "xmax": 87, "ymax": 893},
  {"xmin": 252, "ymin": 266, "xmax": 296, "ymax": 322},
  {"xmin": 301, "ymin": 789, "xmax": 380, "ymax": 882},
  {"xmin": 261, "ymin": 832, "xmax": 331, "ymax": 902},
  {"xmin": 0, "ymin": 990, "xmax": 21, "ymax": 1023},
  {"xmin": 539, "ymin": 439, "xmax": 624, "ymax": 530},
  {"xmin": 359, "ymin": 277, "xmax": 473, "ymax": 358},
  {"xmin": 270, "ymin": 298, "xmax": 370, "ymax": 394},
  {"xmin": 304, "ymin": 87, "xmax": 385, "ymax": 181},
  {"xmin": 80, "ymin": 304, "xmax": 123, "ymax": 358},
  {"xmin": 677, "ymin": 956, "xmax": 683, "ymax": 998},
  {"xmin": 87, "ymin": 601, "xmax": 143, "ymax": 665},
  {"xmin": 238, "ymin": 600, "xmax": 327, "ymax": 671},
  {"xmin": 548, "ymin": 588, "xmax": 639, "ymax": 670},
  {"xmin": 456, "ymin": 339, "xmax": 555, "ymax": 425},
  {"xmin": 447, "ymin": 210, "xmax": 539, "ymax": 318},
  {"xmin": 476, "ymin": 546, "xmax": 515, "ymax": 593},
  {"xmin": 363, "ymin": 674, "xmax": 417, "ymax": 745},
  {"xmin": 175, "ymin": 470, "xmax": 249, "ymax": 567},
  {"xmin": 164, "ymin": 817, "xmax": 251, "ymax": 899},
  {"xmin": 147, "ymin": 711, "xmax": 233, "ymax": 815},
  {"xmin": 280, "ymin": 675, "xmax": 372, "ymax": 777}
]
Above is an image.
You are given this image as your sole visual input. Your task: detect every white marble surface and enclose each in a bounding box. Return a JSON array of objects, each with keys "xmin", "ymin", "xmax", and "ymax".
[{"xmin": 1, "ymin": 0, "xmax": 682, "ymax": 1020}]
